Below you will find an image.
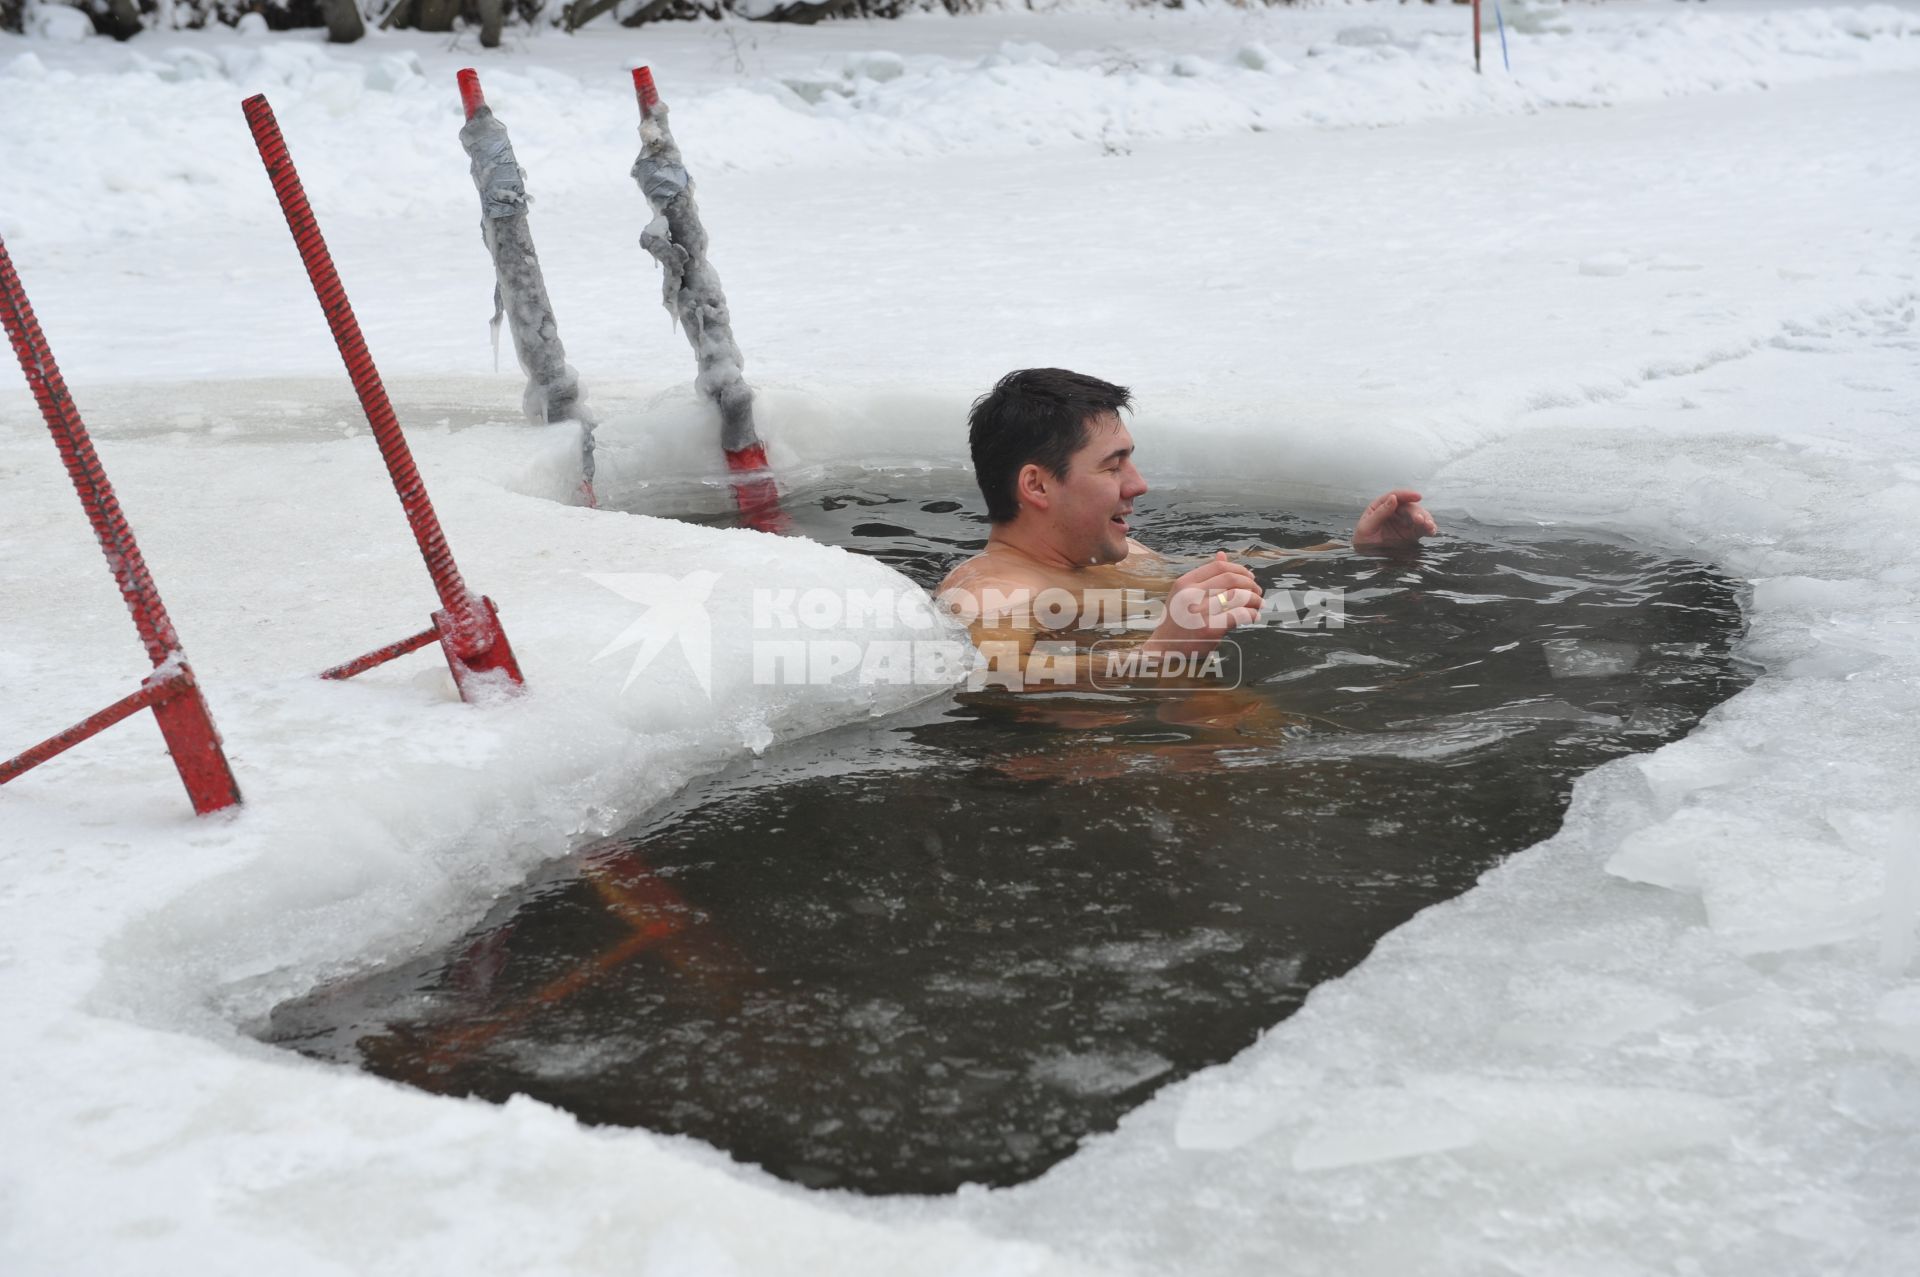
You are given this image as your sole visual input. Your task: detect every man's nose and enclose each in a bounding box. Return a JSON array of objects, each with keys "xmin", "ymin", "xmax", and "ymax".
[{"xmin": 1123, "ymin": 465, "xmax": 1148, "ymax": 499}]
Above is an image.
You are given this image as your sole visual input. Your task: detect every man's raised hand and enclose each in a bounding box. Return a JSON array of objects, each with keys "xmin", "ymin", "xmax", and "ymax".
[
  {"xmin": 1148, "ymin": 551, "xmax": 1263, "ymax": 654},
  {"xmin": 1353, "ymin": 489, "xmax": 1438, "ymax": 550}
]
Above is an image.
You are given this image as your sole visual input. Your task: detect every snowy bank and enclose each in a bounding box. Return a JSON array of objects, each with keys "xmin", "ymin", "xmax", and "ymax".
[{"xmin": 4, "ymin": 4, "xmax": 1920, "ymax": 250}]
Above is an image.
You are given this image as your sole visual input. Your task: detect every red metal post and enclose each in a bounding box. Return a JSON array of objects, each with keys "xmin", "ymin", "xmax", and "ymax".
[
  {"xmin": 1473, "ymin": 0, "xmax": 1483, "ymax": 74},
  {"xmin": 241, "ymin": 94, "xmax": 524, "ymax": 698},
  {"xmin": 457, "ymin": 67, "xmax": 486, "ymax": 121},
  {"xmin": 725, "ymin": 442, "xmax": 790, "ymax": 534},
  {"xmin": 633, "ymin": 65, "xmax": 660, "ymax": 118},
  {"xmin": 0, "ymin": 234, "xmax": 242, "ymax": 815}
]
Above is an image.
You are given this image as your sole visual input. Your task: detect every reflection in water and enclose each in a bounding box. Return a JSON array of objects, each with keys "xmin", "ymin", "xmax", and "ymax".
[{"xmin": 264, "ymin": 473, "xmax": 1751, "ymax": 1195}]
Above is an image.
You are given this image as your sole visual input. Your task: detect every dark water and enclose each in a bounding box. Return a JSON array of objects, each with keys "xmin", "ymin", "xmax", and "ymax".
[{"xmin": 264, "ymin": 470, "xmax": 1751, "ymax": 1196}]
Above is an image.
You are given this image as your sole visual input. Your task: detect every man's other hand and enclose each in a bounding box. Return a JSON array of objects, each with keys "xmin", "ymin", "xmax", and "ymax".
[
  {"xmin": 1148, "ymin": 551, "xmax": 1262, "ymax": 654},
  {"xmin": 1353, "ymin": 489, "xmax": 1438, "ymax": 549}
]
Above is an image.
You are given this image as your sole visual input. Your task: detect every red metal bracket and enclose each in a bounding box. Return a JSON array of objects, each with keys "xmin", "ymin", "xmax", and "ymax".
[
  {"xmin": 242, "ymin": 94, "xmax": 524, "ymax": 699},
  {"xmin": 0, "ymin": 235, "xmax": 242, "ymax": 815},
  {"xmin": 319, "ymin": 624, "xmax": 441, "ymax": 682}
]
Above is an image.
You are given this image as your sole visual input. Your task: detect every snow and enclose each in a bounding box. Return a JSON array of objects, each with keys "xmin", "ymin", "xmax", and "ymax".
[{"xmin": 3, "ymin": 3, "xmax": 1920, "ymax": 1273}]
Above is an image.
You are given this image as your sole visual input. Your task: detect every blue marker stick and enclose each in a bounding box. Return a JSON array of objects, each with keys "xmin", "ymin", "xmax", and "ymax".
[{"xmin": 1496, "ymin": 1, "xmax": 1511, "ymax": 72}]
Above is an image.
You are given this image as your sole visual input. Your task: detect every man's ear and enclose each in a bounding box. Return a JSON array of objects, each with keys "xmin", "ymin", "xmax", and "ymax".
[{"xmin": 1015, "ymin": 462, "xmax": 1053, "ymax": 513}]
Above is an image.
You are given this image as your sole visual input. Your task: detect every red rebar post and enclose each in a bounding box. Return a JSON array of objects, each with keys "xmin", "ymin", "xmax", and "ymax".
[
  {"xmin": 241, "ymin": 94, "xmax": 523, "ymax": 698},
  {"xmin": 0, "ymin": 235, "xmax": 242, "ymax": 815}
]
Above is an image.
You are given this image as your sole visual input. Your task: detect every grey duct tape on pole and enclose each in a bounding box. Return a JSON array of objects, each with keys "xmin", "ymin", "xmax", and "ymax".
[
  {"xmin": 458, "ymin": 105, "xmax": 598, "ymax": 486},
  {"xmin": 629, "ymin": 87, "xmax": 762, "ymax": 460}
]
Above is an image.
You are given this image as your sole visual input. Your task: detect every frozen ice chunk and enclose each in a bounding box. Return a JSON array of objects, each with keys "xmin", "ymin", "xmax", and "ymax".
[
  {"xmin": 1234, "ymin": 43, "xmax": 1286, "ymax": 73},
  {"xmin": 1073, "ymin": 929, "xmax": 1241, "ymax": 973},
  {"xmin": 1606, "ymin": 807, "xmax": 1742, "ymax": 892},
  {"xmin": 844, "ymin": 52, "xmax": 906, "ymax": 84},
  {"xmin": 1703, "ymin": 827, "xmax": 1883, "ymax": 955},
  {"xmin": 1543, "ymin": 637, "xmax": 1640, "ymax": 678},
  {"xmin": 1030, "ymin": 1048, "xmax": 1172, "ymax": 1098},
  {"xmin": 1751, "ymin": 575, "xmax": 1878, "ymax": 613},
  {"xmin": 779, "ymin": 76, "xmax": 851, "ymax": 106},
  {"xmin": 1334, "ymin": 26, "xmax": 1396, "ymax": 49},
  {"xmin": 1504, "ymin": 0, "xmax": 1575, "ymax": 36},
  {"xmin": 1630, "ymin": 738, "xmax": 1757, "ymax": 812},
  {"xmin": 155, "ymin": 50, "xmax": 223, "ymax": 84},
  {"xmin": 1172, "ymin": 1059, "xmax": 1322, "ymax": 1152},
  {"xmin": 1607, "ymin": 806, "xmax": 1889, "ymax": 953},
  {"xmin": 1291, "ymin": 1088, "xmax": 1478, "ymax": 1171},
  {"xmin": 1412, "ymin": 1076, "xmax": 1737, "ymax": 1166},
  {"xmin": 364, "ymin": 54, "xmax": 425, "ymax": 94}
]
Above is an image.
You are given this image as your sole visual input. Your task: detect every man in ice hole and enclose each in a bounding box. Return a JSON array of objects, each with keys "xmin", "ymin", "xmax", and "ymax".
[{"xmin": 936, "ymin": 368, "xmax": 1436, "ymax": 694}]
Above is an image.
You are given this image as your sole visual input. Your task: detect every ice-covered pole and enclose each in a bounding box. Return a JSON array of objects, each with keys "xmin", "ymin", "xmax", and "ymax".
[
  {"xmin": 457, "ymin": 69, "xmax": 597, "ymax": 502},
  {"xmin": 628, "ymin": 66, "xmax": 787, "ymax": 533}
]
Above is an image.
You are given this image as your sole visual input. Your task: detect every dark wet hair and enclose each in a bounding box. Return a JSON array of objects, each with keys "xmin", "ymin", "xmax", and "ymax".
[{"xmin": 967, "ymin": 368, "xmax": 1133, "ymax": 524}]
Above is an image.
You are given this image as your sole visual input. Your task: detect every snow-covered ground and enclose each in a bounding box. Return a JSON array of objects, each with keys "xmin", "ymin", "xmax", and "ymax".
[{"xmin": 2, "ymin": 3, "xmax": 1918, "ymax": 1273}]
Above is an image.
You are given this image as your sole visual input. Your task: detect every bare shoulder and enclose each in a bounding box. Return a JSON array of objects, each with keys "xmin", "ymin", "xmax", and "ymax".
[{"xmin": 937, "ymin": 552, "xmax": 1051, "ymax": 603}]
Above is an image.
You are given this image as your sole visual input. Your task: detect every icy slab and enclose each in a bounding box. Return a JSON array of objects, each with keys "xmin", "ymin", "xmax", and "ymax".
[
  {"xmin": 1286, "ymin": 1076, "xmax": 1736, "ymax": 1173},
  {"xmin": 1031, "ymin": 1050, "xmax": 1176, "ymax": 1101},
  {"xmin": 1290, "ymin": 1087, "xmax": 1479, "ymax": 1171}
]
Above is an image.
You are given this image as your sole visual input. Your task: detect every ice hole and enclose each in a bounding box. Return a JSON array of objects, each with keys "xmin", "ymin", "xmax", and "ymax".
[{"xmin": 262, "ymin": 469, "xmax": 1750, "ymax": 1195}]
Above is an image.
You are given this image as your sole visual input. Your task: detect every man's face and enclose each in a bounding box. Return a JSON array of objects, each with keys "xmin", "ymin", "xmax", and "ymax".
[{"xmin": 1046, "ymin": 412, "xmax": 1149, "ymax": 565}]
